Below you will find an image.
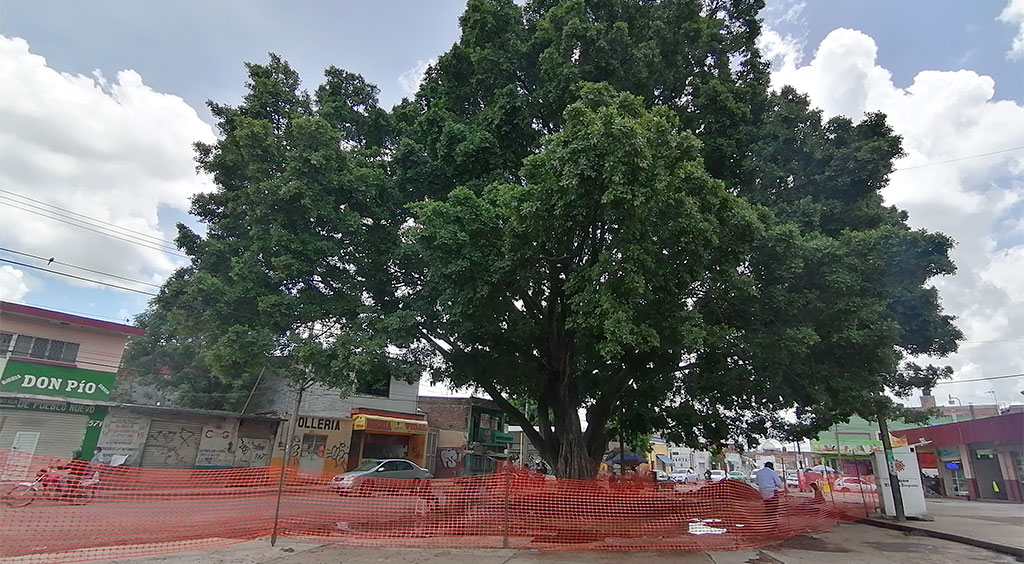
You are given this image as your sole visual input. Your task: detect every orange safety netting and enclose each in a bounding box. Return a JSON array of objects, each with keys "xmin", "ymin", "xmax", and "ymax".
[{"xmin": 0, "ymin": 449, "xmax": 878, "ymax": 563}]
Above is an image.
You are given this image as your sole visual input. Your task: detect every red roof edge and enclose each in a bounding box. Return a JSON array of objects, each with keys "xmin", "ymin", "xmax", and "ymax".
[{"xmin": 0, "ymin": 301, "xmax": 145, "ymax": 336}]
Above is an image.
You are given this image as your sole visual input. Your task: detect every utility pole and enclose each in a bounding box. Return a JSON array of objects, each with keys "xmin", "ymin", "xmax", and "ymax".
[
  {"xmin": 271, "ymin": 384, "xmax": 305, "ymax": 546},
  {"xmin": 877, "ymin": 414, "xmax": 906, "ymax": 522}
]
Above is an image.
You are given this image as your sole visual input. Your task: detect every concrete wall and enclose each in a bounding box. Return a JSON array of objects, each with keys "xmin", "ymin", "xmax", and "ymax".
[
  {"xmin": 1, "ymin": 314, "xmax": 129, "ymax": 374},
  {"xmin": 258, "ymin": 377, "xmax": 419, "ymax": 418},
  {"xmin": 93, "ymin": 408, "xmax": 279, "ymax": 469}
]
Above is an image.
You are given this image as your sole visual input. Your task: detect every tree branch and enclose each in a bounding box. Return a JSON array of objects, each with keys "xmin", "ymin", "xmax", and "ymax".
[
  {"xmin": 478, "ymin": 380, "xmax": 553, "ymax": 462},
  {"xmin": 583, "ymin": 365, "xmax": 634, "ymax": 451}
]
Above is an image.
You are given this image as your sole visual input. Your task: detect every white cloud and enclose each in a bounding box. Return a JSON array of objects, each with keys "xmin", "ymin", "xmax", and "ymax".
[
  {"xmin": 760, "ymin": 27, "xmax": 1024, "ymax": 407},
  {"xmin": 998, "ymin": 0, "xmax": 1024, "ymax": 60},
  {"xmin": 763, "ymin": 0, "xmax": 806, "ymax": 26},
  {"xmin": 0, "ymin": 266, "xmax": 31, "ymax": 301},
  {"xmin": 0, "ymin": 36, "xmax": 215, "ymax": 294},
  {"xmin": 397, "ymin": 58, "xmax": 436, "ymax": 98}
]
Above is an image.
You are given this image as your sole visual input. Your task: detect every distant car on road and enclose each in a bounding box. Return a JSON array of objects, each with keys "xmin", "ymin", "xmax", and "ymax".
[
  {"xmin": 785, "ymin": 470, "xmax": 799, "ymax": 488},
  {"xmin": 330, "ymin": 458, "xmax": 431, "ymax": 495},
  {"xmin": 671, "ymin": 469, "xmax": 701, "ymax": 483},
  {"xmin": 834, "ymin": 476, "xmax": 876, "ymax": 493},
  {"xmin": 726, "ymin": 471, "xmax": 747, "ymax": 482}
]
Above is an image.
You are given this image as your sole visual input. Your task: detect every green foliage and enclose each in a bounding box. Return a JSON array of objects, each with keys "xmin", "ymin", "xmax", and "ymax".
[
  {"xmin": 152, "ymin": 0, "xmax": 960, "ymax": 477},
  {"xmin": 118, "ymin": 307, "xmax": 258, "ymax": 410}
]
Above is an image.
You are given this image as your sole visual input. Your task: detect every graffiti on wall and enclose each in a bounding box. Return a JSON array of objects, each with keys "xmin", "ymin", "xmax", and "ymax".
[
  {"xmin": 277, "ymin": 436, "xmax": 302, "ymax": 460},
  {"xmin": 433, "ymin": 446, "xmax": 464, "ymax": 478},
  {"xmin": 145, "ymin": 427, "xmax": 199, "ymax": 468},
  {"xmin": 196, "ymin": 424, "xmax": 237, "ymax": 467},
  {"xmin": 234, "ymin": 437, "xmax": 271, "ymax": 467}
]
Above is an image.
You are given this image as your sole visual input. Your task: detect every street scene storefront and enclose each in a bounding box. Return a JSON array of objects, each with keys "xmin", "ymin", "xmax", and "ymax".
[
  {"xmin": 1, "ymin": 361, "xmax": 117, "ymax": 460},
  {"xmin": 892, "ymin": 412, "xmax": 1024, "ymax": 502},
  {"xmin": 271, "ymin": 409, "xmax": 428, "ymax": 475},
  {"xmin": 348, "ymin": 409, "xmax": 428, "ymax": 469},
  {"xmin": 810, "ymin": 417, "xmax": 909, "ymax": 476},
  {"xmin": 291, "ymin": 415, "xmax": 352, "ymax": 474}
]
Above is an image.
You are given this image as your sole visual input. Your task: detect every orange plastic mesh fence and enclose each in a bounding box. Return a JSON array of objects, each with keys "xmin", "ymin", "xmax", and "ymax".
[{"xmin": 0, "ymin": 449, "xmax": 878, "ymax": 563}]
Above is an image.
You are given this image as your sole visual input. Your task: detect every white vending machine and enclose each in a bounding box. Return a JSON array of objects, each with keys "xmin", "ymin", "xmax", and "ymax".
[{"xmin": 871, "ymin": 445, "xmax": 928, "ymax": 518}]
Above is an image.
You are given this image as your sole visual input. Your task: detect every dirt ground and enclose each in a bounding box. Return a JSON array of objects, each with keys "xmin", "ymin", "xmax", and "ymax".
[{"xmin": 7, "ymin": 523, "xmax": 1010, "ymax": 564}]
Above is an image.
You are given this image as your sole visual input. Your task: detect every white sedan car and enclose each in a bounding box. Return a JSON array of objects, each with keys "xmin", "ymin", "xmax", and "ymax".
[
  {"xmin": 330, "ymin": 458, "xmax": 431, "ymax": 495},
  {"xmin": 834, "ymin": 476, "xmax": 877, "ymax": 493},
  {"xmin": 671, "ymin": 469, "xmax": 701, "ymax": 483}
]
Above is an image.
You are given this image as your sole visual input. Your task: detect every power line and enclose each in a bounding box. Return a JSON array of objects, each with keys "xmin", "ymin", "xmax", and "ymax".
[
  {"xmin": 0, "ymin": 258, "xmax": 158, "ymax": 297},
  {"xmin": 933, "ymin": 373, "xmax": 1024, "ymax": 385},
  {"xmin": 0, "ymin": 247, "xmax": 162, "ymax": 288},
  {"xmin": 0, "ymin": 194, "xmax": 181, "ymax": 251},
  {"xmin": 894, "ymin": 145, "xmax": 1024, "ymax": 172},
  {"xmin": 0, "ymin": 200, "xmax": 190, "ymax": 259},
  {"xmin": 0, "ymin": 188, "xmax": 179, "ymax": 247}
]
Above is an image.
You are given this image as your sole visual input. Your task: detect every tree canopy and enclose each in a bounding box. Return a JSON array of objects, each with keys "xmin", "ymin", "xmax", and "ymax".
[{"xmin": 150, "ymin": 0, "xmax": 961, "ymax": 478}]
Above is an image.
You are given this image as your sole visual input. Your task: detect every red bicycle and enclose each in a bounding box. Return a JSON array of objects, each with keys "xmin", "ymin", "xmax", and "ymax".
[{"xmin": 4, "ymin": 467, "xmax": 98, "ymax": 507}]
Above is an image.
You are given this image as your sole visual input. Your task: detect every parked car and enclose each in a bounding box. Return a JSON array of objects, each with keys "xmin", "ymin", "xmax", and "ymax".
[
  {"xmin": 726, "ymin": 471, "xmax": 747, "ymax": 482},
  {"xmin": 671, "ymin": 468, "xmax": 701, "ymax": 483},
  {"xmin": 330, "ymin": 458, "xmax": 431, "ymax": 495},
  {"xmin": 834, "ymin": 476, "xmax": 876, "ymax": 493},
  {"xmin": 708, "ymin": 469, "xmax": 727, "ymax": 482}
]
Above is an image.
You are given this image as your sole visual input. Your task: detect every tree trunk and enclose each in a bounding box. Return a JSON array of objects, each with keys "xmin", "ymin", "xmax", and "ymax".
[
  {"xmin": 553, "ymin": 424, "xmax": 602, "ymax": 479},
  {"xmin": 547, "ymin": 387, "xmax": 603, "ymax": 479}
]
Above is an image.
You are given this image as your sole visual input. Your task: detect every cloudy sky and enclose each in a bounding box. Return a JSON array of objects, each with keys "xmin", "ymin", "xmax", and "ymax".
[{"xmin": 1, "ymin": 0, "xmax": 1022, "ymax": 405}]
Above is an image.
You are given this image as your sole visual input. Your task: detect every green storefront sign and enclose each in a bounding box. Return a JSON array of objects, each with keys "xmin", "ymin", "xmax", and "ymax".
[{"xmin": 1, "ymin": 360, "xmax": 115, "ymax": 401}]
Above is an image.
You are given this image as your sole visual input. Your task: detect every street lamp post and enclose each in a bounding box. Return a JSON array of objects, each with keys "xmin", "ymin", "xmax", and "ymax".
[{"xmin": 988, "ymin": 390, "xmax": 999, "ymax": 412}]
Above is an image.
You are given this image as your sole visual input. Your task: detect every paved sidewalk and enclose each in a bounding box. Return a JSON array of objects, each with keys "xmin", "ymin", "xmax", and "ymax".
[
  {"xmin": 30, "ymin": 523, "xmax": 1014, "ymax": 564},
  {"xmin": 863, "ymin": 498, "xmax": 1024, "ymax": 557}
]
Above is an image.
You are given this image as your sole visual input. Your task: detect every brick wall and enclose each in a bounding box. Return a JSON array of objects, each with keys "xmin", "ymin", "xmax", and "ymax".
[{"xmin": 418, "ymin": 397, "xmax": 472, "ymax": 431}]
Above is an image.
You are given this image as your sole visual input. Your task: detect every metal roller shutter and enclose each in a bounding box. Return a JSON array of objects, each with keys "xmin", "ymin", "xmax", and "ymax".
[
  {"xmin": 0, "ymin": 411, "xmax": 88, "ymax": 459},
  {"xmin": 140, "ymin": 420, "xmax": 203, "ymax": 469}
]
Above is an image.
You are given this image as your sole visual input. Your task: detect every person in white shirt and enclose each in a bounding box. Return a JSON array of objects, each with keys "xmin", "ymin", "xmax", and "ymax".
[
  {"xmin": 90, "ymin": 447, "xmax": 106, "ymax": 465},
  {"xmin": 754, "ymin": 461, "xmax": 784, "ymax": 526}
]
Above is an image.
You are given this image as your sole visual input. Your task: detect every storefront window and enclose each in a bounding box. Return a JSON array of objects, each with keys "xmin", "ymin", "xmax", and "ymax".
[
  {"xmin": 945, "ymin": 461, "xmax": 967, "ymax": 496},
  {"xmin": 299, "ymin": 434, "xmax": 327, "ymax": 471}
]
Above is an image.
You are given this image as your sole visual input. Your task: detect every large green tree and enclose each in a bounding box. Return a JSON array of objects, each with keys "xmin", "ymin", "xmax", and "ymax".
[{"xmin": 156, "ymin": 0, "xmax": 960, "ymax": 478}]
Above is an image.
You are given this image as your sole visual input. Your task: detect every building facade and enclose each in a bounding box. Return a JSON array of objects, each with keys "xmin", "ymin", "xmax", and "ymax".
[
  {"xmin": 892, "ymin": 412, "xmax": 1024, "ymax": 502},
  {"xmin": 0, "ymin": 301, "xmax": 143, "ymax": 459},
  {"xmin": 417, "ymin": 396, "xmax": 512, "ymax": 477},
  {"xmin": 0, "ymin": 302, "xmax": 282, "ymax": 472},
  {"xmin": 259, "ymin": 377, "xmax": 427, "ymax": 474}
]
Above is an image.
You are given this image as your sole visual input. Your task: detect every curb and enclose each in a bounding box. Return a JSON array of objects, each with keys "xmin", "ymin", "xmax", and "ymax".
[{"xmin": 858, "ymin": 518, "xmax": 1024, "ymax": 561}]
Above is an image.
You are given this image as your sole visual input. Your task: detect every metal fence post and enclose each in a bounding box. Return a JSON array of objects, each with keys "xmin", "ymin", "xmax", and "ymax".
[{"xmin": 502, "ymin": 469, "xmax": 512, "ymax": 548}]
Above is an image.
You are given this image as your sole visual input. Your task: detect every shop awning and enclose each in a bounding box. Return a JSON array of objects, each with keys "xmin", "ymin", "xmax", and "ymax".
[
  {"xmin": 352, "ymin": 414, "xmax": 428, "ymax": 435},
  {"xmin": 656, "ymin": 454, "xmax": 674, "ymax": 467}
]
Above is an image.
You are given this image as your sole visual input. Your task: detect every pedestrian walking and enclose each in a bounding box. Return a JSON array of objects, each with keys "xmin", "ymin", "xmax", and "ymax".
[{"xmin": 754, "ymin": 461, "xmax": 784, "ymax": 529}]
